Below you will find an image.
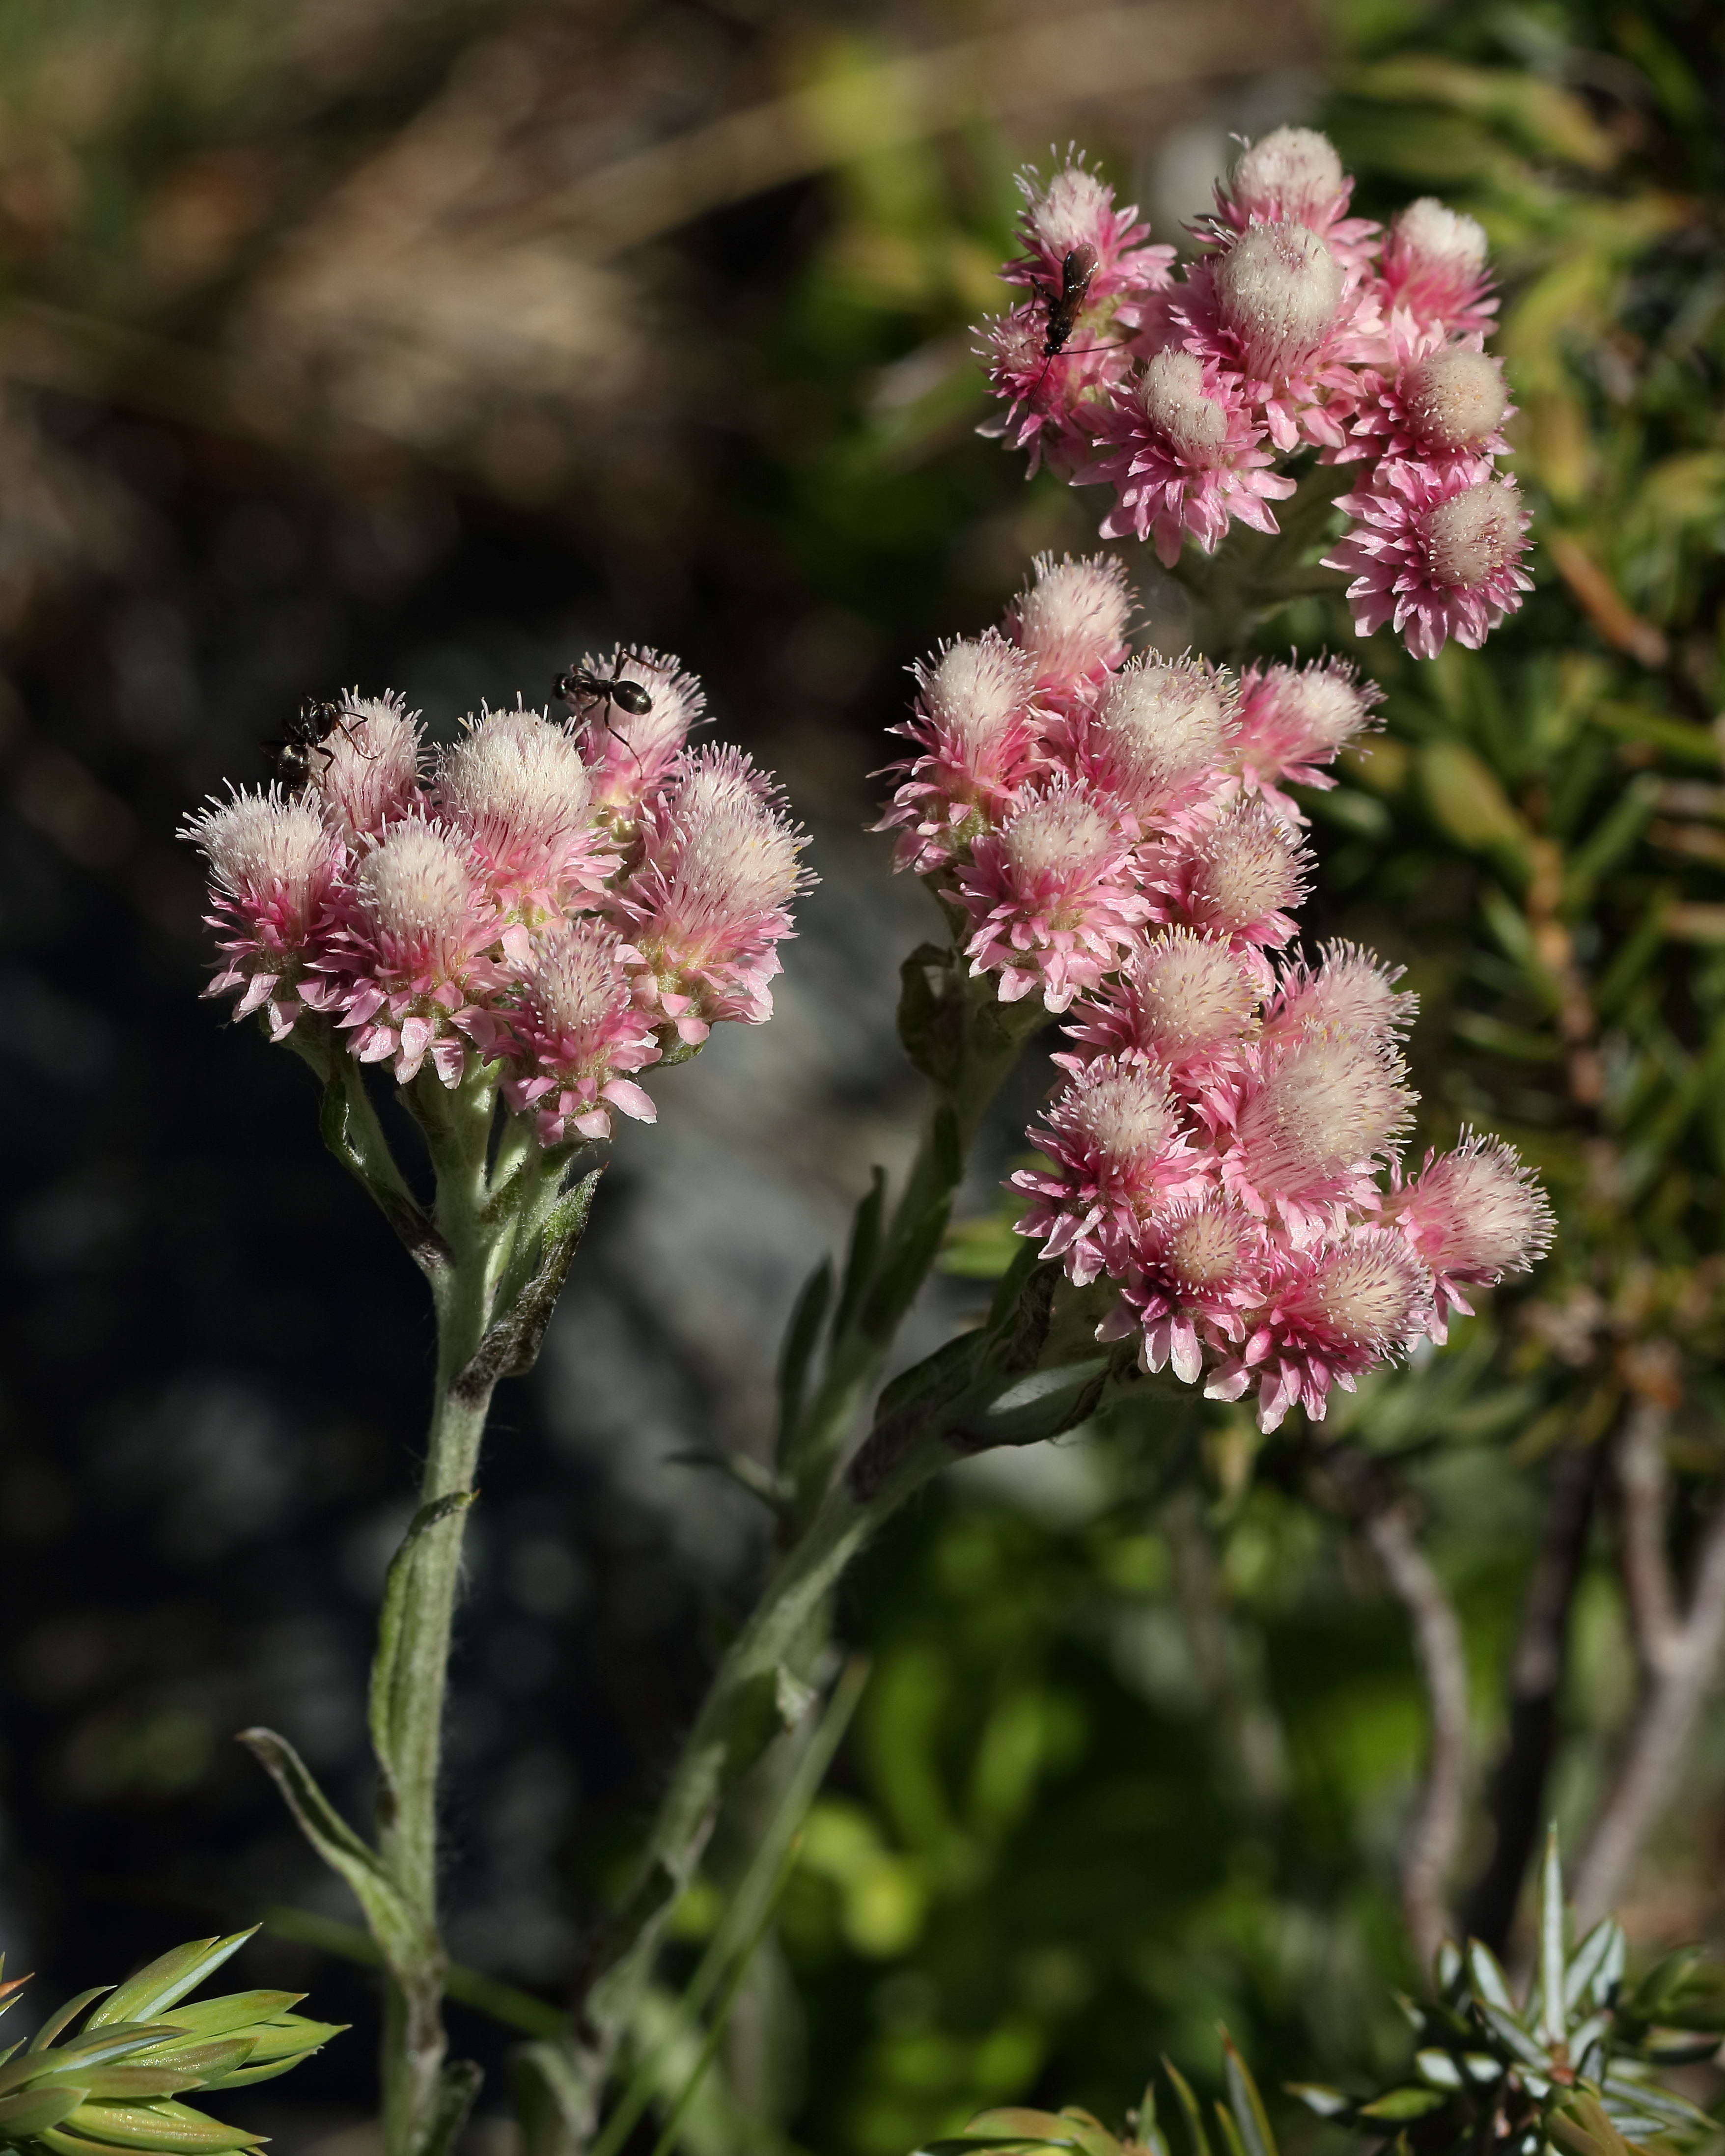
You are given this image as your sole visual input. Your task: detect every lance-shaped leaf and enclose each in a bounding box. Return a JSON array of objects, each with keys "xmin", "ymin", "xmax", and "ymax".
[
  {"xmin": 89, "ymin": 1940, "xmax": 256, "ymax": 2034},
  {"xmin": 0, "ymin": 2090, "xmax": 89, "ymax": 2138},
  {"xmin": 48, "ymin": 2097, "xmax": 268, "ymax": 2153}
]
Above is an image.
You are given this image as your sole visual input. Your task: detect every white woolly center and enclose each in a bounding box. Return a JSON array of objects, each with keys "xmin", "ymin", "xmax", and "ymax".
[
  {"xmin": 1405, "ymin": 349, "xmax": 1508, "ymax": 451},
  {"xmin": 440, "ymin": 709, "xmax": 590, "ymax": 842},
  {"xmin": 316, "ymin": 696, "xmax": 421, "ymax": 835},
  {"xmin": 922, "ymin": 635, "xmax": 1031, "ymax": 748},
  {"xmin": 675, "ymin": 797, "xmax": 803, "ymax": 917},
  {"xmin": 1214, "ymin": 221, "xmax": 1344, "ymax": 379},
  {"xmin": 1394, "ymin": 197, "xmax": 1488, "ymax": 274},
  {"xmin": 1029, "ymin": 165, "xmax": 1112, "ymax": 256},
  {"xmin": 1229, "ymin": 127, "xmax": 1344, "ymax": 224},
  {"xmin": 1192, "ymin": 804, "xmax": 1304, "ymax": 928},
  {"xmin": 1070, "ymin": 1065, "xmax": 1174, "ymax": 1162},
  {"xmin": 197, "ymin": 794, "xmax": 329, "ymax": 901},
  {"xmin": 1138, "ymin": 351, "xmax": 1228, "ymax": 458},
  {"xmin": 1422, "ymin": 480, "xmax": 1524, "ymax": 590},
  {"xmin": 359, "ymin": 823, "xmax": 474, "ymax": 948},
  {"xmin": 1238, "ymin": 1027, "xmax": 1412, "ymax": 1187},
  {"xmin": 1416, "ymin": 1139, "xmax": 1554, "ymax": 1274},
  {"xmin": 1256, "ymin": 665, "xmax": 1370, "ymax": 759},
  {"xmin": 1098, "ymin": 662, "xmax": 1232, "ymax": 797},
  {"xmin": 1013, "ymin": 554, "xmax": 1132, "ymax": 681},
  {"xmin": 533, "ymin": 921, "xmax": 622, "ymax": 1036},
  {"xmin": 1132, "ymin": 932, "xmax": 1257, "ymax": 1052},
  {"xmin": 1166, "ymin": 1208, "xmax": 1244, "ymax": 1290},
  {"xmin": 1307, "ymin": 1238, "xmax": 1422, "ymax": 1345},
  {"xmin": 1004, "ymin": 792, "xmax": 1111, "ymax": 881}
]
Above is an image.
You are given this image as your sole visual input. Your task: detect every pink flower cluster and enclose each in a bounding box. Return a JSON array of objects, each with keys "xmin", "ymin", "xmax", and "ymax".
[
  {"xmin": 980, "ymin": 134, "xmax": 1531, "ymax": 660},
  {"xmin": 183, "ymin": 657, "xmax": 811, "ymax": 1145},
  {"xmin": 879, "ymin": 554, "xmax": 1553, "ymax": 1430}
]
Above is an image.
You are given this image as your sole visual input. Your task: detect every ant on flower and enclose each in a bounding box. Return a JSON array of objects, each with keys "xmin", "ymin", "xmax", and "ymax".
[
  {"xmin": 555, "ymin": 661, "xmax": 654, "ymax": 720},
  {"xmin": 262, "ymin": 697, "xmax": 376, "ymax": 795}
]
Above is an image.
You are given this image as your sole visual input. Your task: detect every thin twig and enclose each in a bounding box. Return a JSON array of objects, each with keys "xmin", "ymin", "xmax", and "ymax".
[
  {"xmin": 1462, "ymin": 1437, "xmax": 1601, "ymax": 1952},
  {"xmin": 1573, "ymin": 1343, "xmax": 1725, "ymax": 1928},
  {"xmin": 1364, "ymin": 1502, "xmax": 1471, "ymax": 1972}
]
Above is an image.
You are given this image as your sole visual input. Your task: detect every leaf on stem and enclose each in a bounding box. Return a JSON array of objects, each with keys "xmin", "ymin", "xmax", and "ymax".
[
  {"xmin": 368, "ymin": 1493, "xmax": 478, "ymax": 1824},
  {"xmin": 774, "ymin": 1258, "xmax": 833, "ymax": 1470},
  {"xmin": 454, "ymin": 1168, "xmax": 603, "ymax": 1401}
]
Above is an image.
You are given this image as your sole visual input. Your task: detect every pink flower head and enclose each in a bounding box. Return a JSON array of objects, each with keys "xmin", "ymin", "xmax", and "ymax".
[
  {"xmin": 1341, "ymin": 339, "xmax": 1514, "ymax": 476},
  {"xmin": 1064, "ymin": 927, "xmax": 1260, "ymax": 1078},
  {"xmin": 1208, "ymin": 1227, "xmax": 1430, "ymax": 1432},
  {"xmin": 500, "ymin": 918, "xmax": 662, "ymax": 1146},
  {"xmin": 1211, "ymin": 128, "xmax": 1378, "ymax": 265},
  {"xmin": 1103, "ymin": 1199, "xmax": 1270, "ymax": 1382},
  {"xmin": 959, "ymin": 782, "xmax": 1150, "ymax": 1011},
  {"xmin": 1001, "ymin": 154, "xmax": 1175, "ymax": 305},
  {"xmin": 1089, "ymin": 350, "xmax": 1296, "ymax": 565},
  {"xmin": 1219, "ymin": 1022, "xmax": 1415, "ymax": 1241},
  {"xmin": 1380, "ymin": 198, "xmax": 1497, "ymax": 340},
  {"xmin": 316, "ymin": 819, "xmax": 501, "ymax": 1086},
  {"xmin": 1231, "ymin": 657, "xmax": 1382, "ymax": 806},
  {"xmin": 1012, "ymin": 1056, "xmax": 1202, "ymax": 1284},
  {"xmin": 1144, "ymin": 799, "xmax": 1309, "ymax": 964},
  {"xmin": 621, "ymin": 748, "xmax": 811, "ymax": 1042},
  {"xmin": 874, "ymin": 631, "xmax": 1043, "ymax": 870},
  {"xmin": 1006, "ymin": 552, "xmax": 1133, "ymax": 698},
  {"xmin": 1325, "ymin": 461, "xmax": 1533, "ymax": 659},
  {"xmin": 436, "ymin": 705, "xmax": 613, "ymax": 940},
  {"xmin": 577, "ymin": 647, "xmax": 706, "ymax": 818},
  {"xmin": 1386, "ymin": 1129, "xmax": 1556, "ymax": 1339},
  {"xmin": 1077, "ymin": 653, "xmax": 1238, "ymax": 828},
  {"xmin": 978, "ymin": 304, "xmax": 1125, "ymax": 480},
  {"xmin": 1264, "ymin": 940, "xmax": 1417, "ymax": 1049},
  {"xmin": 313, "ymin": 691, "xmax": 423, "ymax": 842},
  {"xmin": 181, "ymin": 786, "xmax": 339, "ymax": 1037}
]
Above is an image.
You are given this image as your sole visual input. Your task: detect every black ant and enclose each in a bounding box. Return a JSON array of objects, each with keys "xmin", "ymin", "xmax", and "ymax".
[
  {"xmin": 555, "ymin": 663, "xmax": 654, "ymax": 720},
  {"xmin": 261, "ymin": 697, "xmax": 375, "ymax": 795},
  {"xmin": 1028, "ymin": 241, "xmax": 1112, "ymax": 398}
]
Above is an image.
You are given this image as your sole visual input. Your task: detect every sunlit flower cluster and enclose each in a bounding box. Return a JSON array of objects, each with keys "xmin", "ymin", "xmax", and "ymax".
[
  {"xmin": 979, "ymin": 133, "xmax": 1530, "ymax": 660},
  {"xmin": 184, "ymin": 660, "xmax": 810, "ymax": 1144},
  {"xmin": 879, "ymin": 554, "xmax": 1553, "ymax": 1430}
]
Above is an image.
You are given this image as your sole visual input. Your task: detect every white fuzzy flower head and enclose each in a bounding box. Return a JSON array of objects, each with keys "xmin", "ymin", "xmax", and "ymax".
[
  {"xmin": 357, "ymin": 822, "xmax": 478, "ymax": 958},
  {"xmin": 1227, "ymin": 127, "xmax": 1346, "ymax": 228},
  {"xmin": 1096, "ymin": 657, "xmax": 1235, "ymax": 804},
  {"xmin": 669, "ymin": 787, "xmax": 806, "ymax": 926},
  {"xmin": 1393, "ymin": 197, "xmax": 1488, "ymax": 277},
  {"xmin": 1276, "ymin": 940, "xmax": 1416, "ymax": 1043},
  {"xmin": 1238, "ymin": 1024, "xmax": 1414, "ymax": 1188},
  {"xmin": 1215, "ymin": 221, "xmax": 1345, "ymax": 379},
  {"xmin": 1127, "ymin": 931, "xmax": 1258, "ymax": 1056},
  {"xmin": 532, "ymin": 919, "xmax": 622, "ymax": 1037},
  {"xmin": 1009, "ymin": 553, "xmax": 1133, "ymax": 687},
  {"xmin": 1190, "ymin": 802, "xmax": 1308, "ymax": 931},
  {"xmin": 1004, "ymin": 789, "xmax": 1113, "ymax": 883},
  {"xmin": 192, "ymin": 789, "xmax": 332, "ymax": 910},
  {"xmin": 1137, "ymin": 350, "xmax": 1229, "ymax": 459},
  {"xmin": 1069, "ymin": 1062, "xmax": 1177, "ymax": 1166},
  {"xmin": 917, "ymin": 632, "xmax": 1033, "ymax": 747},
  {"xmin": 1027, "ymin": 162, "xmax": 1113, "ymax": 257},
  {"xmin": 1302, "ymin": 1233, "xmax": 1427, "ymax": 1348},
  {"xmin": 439, "ymin": 706, "xmax": 591, "ymax": 857},
  {"xmin": 1396, "ymin": 1131, "xmax": 1556, "ymax": 1281},
  {"xmin": 1405, "ymin": 349, "xmax": 1509, "ymax": 453},
  {"xmin": 1422, "ymin": 478, "xmax": 1528, "ymax": 591},
  {"xmin": 315, "ymin": 692, "xmax": 422, "ymax": 841},
  {"xmin": 1165, "ymin": 1204, "xmax": 1250, "ymax": 1292}
]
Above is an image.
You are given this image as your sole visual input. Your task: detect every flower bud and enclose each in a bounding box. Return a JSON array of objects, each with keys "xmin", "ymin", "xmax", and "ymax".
[
  {"xmin": 1403, "ymin": 348, "xmax": 1508, "ymax": 453},
  {"xmin": 1214, "ymin": 221, "xmax": 1344, "ymax": 379}
]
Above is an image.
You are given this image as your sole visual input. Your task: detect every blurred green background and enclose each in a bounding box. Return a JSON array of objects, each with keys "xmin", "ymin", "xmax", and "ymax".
[{"xmin": 0, "ymin": 2, "xmax": 1723, "ymax": 2155}]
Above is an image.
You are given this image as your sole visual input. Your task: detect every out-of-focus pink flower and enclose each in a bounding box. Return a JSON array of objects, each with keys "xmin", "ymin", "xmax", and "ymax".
[
  {"xmin": 499, "ymin": 919, "xmax": 661, "ymax": 1145},
  {"xmin": 959, "ymin": 783, "xmax": 1150, "ymax": 1011},
  {"xmin": 1006, "ymin": 553, "xmax": 1134, "ymax": 697},
  {"xmin": 1012, "ymin": 1056, "xmax": 1203, "ymax": 1283},
  {"xmin": 182, "ymin": 787, "xmax": 340, "ymax": 1037},
  {"xmin": 314, "ymin": 692, "xmax": 423, "ymax": 842},
  {"xmin": 1206, "ymin": 1228, "xmax": 1431, "ymax": 1431},
  {"xmin": 1087, "ymin": 351, "xmax": 1296, "ymax": 565},
  {"xmin": 314, "ymin": 819, "xmax": 503, "ymax": 1086},
  {"xmin": 874, "ymin": 632, "xmax": 1043, "ymax": 870},
  {"xmin": 1379, "ymin": 197, "xmax": 1497, "ymax": 340},
  {"xmin": 620, "ymin": 747, "xmax": 811, "ymax": 1042},
  {"xmin": 1386, "ymin": 1130, "xmax": 1556, "ymax": 1338},
  {"xmin": 1231, "ymin": 658, "xmax": 1382, "ymax": 810},
  {"xmin": 1325, "ymin": 461, "xmax": 1533, "ymax": 658}
]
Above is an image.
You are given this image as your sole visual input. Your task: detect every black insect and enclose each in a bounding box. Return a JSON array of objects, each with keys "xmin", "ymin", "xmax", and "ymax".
[
  {"xmin": 261, "ymin": 698, "xmax": 372, "ymax": 795},
  {"xmin": 556, "ymin": 663, "xmax": 654, "ymax": 719},
  {"xmin": 1028, "ymin": 242, "xmax": 1101, "ymax": 391}
]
